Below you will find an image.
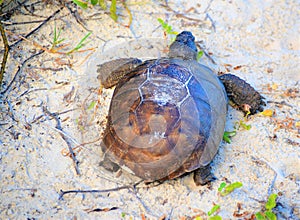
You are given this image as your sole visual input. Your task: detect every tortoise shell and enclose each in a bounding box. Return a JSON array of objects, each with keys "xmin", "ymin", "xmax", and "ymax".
[{"xmin": 102, "ymin": 58, "xmax": 227, "ymax": 181}]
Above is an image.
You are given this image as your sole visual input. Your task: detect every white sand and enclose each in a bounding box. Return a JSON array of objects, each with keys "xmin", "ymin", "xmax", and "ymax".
[{"xmin": 0, "ymin": 0, "xmax": 299, "ymax": 219}]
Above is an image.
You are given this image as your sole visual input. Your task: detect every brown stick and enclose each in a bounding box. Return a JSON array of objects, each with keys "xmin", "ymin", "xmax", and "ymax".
[{"xmin": 0, "ymin": 20, "xmax": 9, "ymax": 88}]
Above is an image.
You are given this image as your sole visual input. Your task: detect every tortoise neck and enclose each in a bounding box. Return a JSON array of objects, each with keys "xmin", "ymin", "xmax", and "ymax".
[{"xmin": 168, "ymin": 41, "xmax": 197, "ymax": 60}]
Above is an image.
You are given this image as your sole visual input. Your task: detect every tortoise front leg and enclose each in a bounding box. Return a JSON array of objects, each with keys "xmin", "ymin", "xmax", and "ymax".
[
  {"xmin": 218, "ymin": 74, "xmax": 265, "ymax": 114},
  {"xmin": 97, "ymin": 58, "xmax": 142, "ymax": 88},
  {"xmin": 193, "ymin": 165, "xmax": 216, "ymax": 186}
]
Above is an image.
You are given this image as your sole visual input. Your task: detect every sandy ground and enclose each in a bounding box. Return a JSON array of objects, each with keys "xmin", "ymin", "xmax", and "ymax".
[{"xmin": 0, "ymin": 0, "xmax": 299, "ymax": 219}]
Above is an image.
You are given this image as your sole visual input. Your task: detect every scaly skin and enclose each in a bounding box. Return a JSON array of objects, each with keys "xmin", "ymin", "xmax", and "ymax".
[{"xmin": 218, "ymin": 74, "xmax": 265, "ymax": 114}]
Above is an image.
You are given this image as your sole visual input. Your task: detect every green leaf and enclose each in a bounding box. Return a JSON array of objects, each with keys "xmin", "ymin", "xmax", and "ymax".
[
  {"xmin": 52, "ymin": 25, "xmax": 65, "ymax": 48},
  {"xmin": 99, "ymin": 0, "xmax": 107, "ymax": 9},
  {"xmin": 223, "ymin": 131, "xmax": 236, "ymax": 143},
  {"xmin": 239, "ymin": 120, "xmax": 251, "ymax": 130},
  {"xmin": 265, "ymin": 211, "xmax": 277, "ymax": 220},
  {"xmin": 265, "ymin": 194, "xmax": 278, "ymax": 211},
  {"xmin": 121, "ymin": 212, "xmax": 126, "ymax": 218},
  {"xmin": 87, "ymin": 101, "xmax": 96, "ymax": 110},
  {"xmin": 67, "ymin": 32, "xmax": 92, "ymax": 54},
  {"xmin": 209, "ymin": 215, "xmax": 222, "ymax": 220},
  {"xmin": 197, "ymin": 51, "xmax": 204, "ymax": 61},
  {"xmin": 208, "ymin": 204, "xmax": 220, "ymax": 216},
  {"xmin": 220, "ymin": 182, "xmax": 243, "ymax": 196},
  {"xmin": 110, "ymin": 0, "xmax": 118, "ymax": 22},
  {"xmin": 72, "ymin": 0, "xmax": 88, "ymax": 9},
  {"xmin": 90, "ymin": 0, "xmax": 98, "ymax": 5},
  {"xmin": 255, "ymin": 212, "xmax": 266, "ymax": 220},
  {"xmin": 218, "ymin": 182, "xmax": 227, "ymax": 192},
  {"xmin": 157, "ymin": 18, "xmax": 178, "ymax": 35}
]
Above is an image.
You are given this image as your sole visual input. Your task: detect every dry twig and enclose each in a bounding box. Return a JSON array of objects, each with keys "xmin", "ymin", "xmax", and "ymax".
[
  {"xmin": 0, "ymin": 50, "xmax": 44, "ymax": 95},
  {"xmin": 59, "ymin": 185, "xmax": 133, "ymax": 200},
  {"xmin": 9, "ymin": 7, "xmax": 62, "ymax": 49},
  {"xmin": 43, "ymin": 106, "xmax": 81, "ymax": 175},
  {"xmin": 0, "ymin": 20, "xmax": 9, "ymax": 88}
]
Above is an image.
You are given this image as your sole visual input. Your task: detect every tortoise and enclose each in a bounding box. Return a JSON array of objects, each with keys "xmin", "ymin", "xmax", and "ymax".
[{"xmin": 97, "ymin": 31, "xmax": 265, "ymax": 185}]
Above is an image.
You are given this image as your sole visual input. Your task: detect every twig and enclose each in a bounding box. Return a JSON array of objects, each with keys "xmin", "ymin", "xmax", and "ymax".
[
  {"xmin": 30, "ymin": 108, "xmax": 77, "ymax": 124},
  {"xmin": 58, "ymin": 185, "xmax": 133, "ymax": 200},
  {"xmin": 0, "ymin": 50, "xmax": 44, "ymax": 95},
  {"xmin": 43, "ymin": 106, "xmax": 80, "ymax": 175},
  {"xmin": 58, "ymin": 180, "xmax": 143, "ymax": 200},
  {"xmin": 161, "ymin": 1, "xmax": 204, "ymax": 23},
  {"xmin": 251, "ymin": 156, "xmax": 278, "ymax": 195},
  {"xmin": 9, "ymin": 7, "xmax": 62, "ymax": 49},
  {"xmin": 0, "ymin": 0, "xmax": 30, "ymax": 16},
  {"xmin": 130, "ymin": 187, "xmax": 154, "ymax": 215},
  {"xmin": 2, "ymin": 20, "xmax": 46, "ymax": 26},
  {"xmin": 0, "ymin": 20, "xmax": 9, "ymax": 88},
  {"xmin": 64, "ymin": 2, "xmax": 90, "ymax": 32}
]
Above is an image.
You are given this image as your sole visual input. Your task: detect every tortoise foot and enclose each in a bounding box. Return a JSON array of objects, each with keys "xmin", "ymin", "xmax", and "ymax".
[
  {"xmin": 193, "ymin": 165, "xmax": 216, "ymax": 186},
  {"xmin": 99, "ymin": 156, "xmax": 120, "ymax": 173}
]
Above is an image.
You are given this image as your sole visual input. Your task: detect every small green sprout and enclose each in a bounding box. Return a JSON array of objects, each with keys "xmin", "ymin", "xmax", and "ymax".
[
  {"xmin": 87, "ymin": 100, "xmax": 97, "ymax": 110},
  {"xmin": 223, "ymin": 130, "xmax": 237, "ymax": 143},
  {"xmin": 51, "ymin": 25, "xmax": 66, "ymax": 50},
  {"xmin": 255, "ymin": 194, "xmax": 278, "ymax": 220},
  {"xmin": 72, "ymin": 0, "xmax": 119, "ymax": 22},
  {"xmin": 67, "ymin": 32, "xmax": 92, "ymax": 54},
  {"xmin": 197, "ymin": 50, "xmax": 204, "ymax": 61},
  {"xmin": 207, "ymin": 204, "xmax": 222, "ymax": 220},
  {"xmin": 218, "ymin": 182, "xmax": 227, "ymax": 192},
  {"xmin": 121, "ymin": 212, "xmax": 126, "ymax": 218},
  {"xmin": 109, "ymin": 0, "xmax": 118, "ymax": 21},
  {"xmin": 218, "ymin": 182, "xmax": 243, "ymax": 196},
  {"xmin": 209, "ymin": 216, "xmax": 222, "ymax": 220},
  {"xmin": 234, "ymin": 119, "xmax": 251, "ymax": 130},
  {"xmin": 98, "ymin": 0, "xmax": 107, "ymax": 9},
  {"xmin": 157, "ymin": 18, "xmax": 179, "ymax": 36},
  {"xmin": 208, "ymin": 204, "xmax": 220, "ymax": 216},
  {"xmin": 72, "ymin": 0, "xmax": 88, "ymax": 9},
  {"xmin": 90, "ymin": 0, "xmax": 98, "ymax": 5}
]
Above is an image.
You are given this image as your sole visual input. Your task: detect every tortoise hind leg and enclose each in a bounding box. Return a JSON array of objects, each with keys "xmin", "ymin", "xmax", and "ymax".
[
  {"xmin": 99, "ymin": 155, "xmax": 120, "ymax": 173},
  {"xmin": 218, "ymin": 74, "xmax": 265, "ymax": 114},
  {"xmin": 193, "ymin": 165, "xmax": 216, "ymax": 186},
  {"xmin": 97, "ymin": 58, "xmax": 142, "ymax": 88}
]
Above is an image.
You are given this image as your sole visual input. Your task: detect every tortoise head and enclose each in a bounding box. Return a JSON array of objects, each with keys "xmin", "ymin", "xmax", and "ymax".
[{"xmin": 168, "ymin": 31, "xmax": 198, "ymax": 61}]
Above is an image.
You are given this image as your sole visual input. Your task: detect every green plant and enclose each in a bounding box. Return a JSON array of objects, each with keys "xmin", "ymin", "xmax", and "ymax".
[
  {"xmin": 72, "ymin": 0, "xmax": 119, "ymax": 23},
  {"xmin": 50, "ymin": 25, "xmax": 92, "ymax": 55},
  {"xmin": 255, "ymin": 194, "xmax": 278, "ymax": 220},
  {"xmin": 208, "ymin": 204, "xmax": 222, "ymax": 220},
  {"xmin": 223, "ymin": 110, "xmax": 252, "ymax": 143},
  {"xmin": 218, "ymin": 182, "xmax": 243, "ymax": 196},
  {"xmin": 51, "ymin": 25, "xmax": 66, "ymax": 50},
  {"xmin": 235, "ymin": 119, "xmax": 251, "ymax": 130},
  {"xmin": 67, "ymin": 31, "xmax": 92, "ymax": 54},
  {"xmin": 157, "ymin": 18, "xmax": 178, "ymax": 36},
  {"xmin": 196, "ymin": 50, "xmax": 204, "ymax": 61},
  {"xmin": 223, "ymin": 130, "xmax": 236, "ymax": 143}
]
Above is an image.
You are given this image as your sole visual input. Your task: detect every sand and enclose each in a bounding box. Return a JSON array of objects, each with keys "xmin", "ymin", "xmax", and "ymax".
[{"xmin": 0, "ymin": 0, "xmax": 299, "ymax": 219}]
